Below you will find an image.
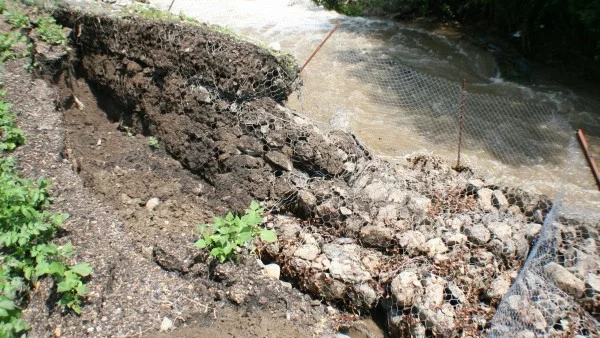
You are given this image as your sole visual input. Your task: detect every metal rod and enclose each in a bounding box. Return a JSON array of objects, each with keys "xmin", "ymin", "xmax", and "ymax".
[
  {"xmin": 455, "ymin": 78, "xmax": 467, "ymax": 169},
  {"xmin": 300, "ymin": 23, "xmax": 340, "ymax": 73},
  {"xmin": 167, "ymin": 0, "xmax": 176, "ymax": 12},
  {"xmin": 576, "ymin": 129, "xmax": 600, "ymax": 191}
]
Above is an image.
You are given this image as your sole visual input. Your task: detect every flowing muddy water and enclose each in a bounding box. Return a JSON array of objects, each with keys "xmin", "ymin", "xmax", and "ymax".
[{"xmin": 153, "ymin": 0, "xmax": 600, "ymax": 210}]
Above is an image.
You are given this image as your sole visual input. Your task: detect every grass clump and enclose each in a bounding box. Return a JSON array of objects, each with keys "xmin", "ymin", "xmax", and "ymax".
[{"xmin": 195, "ymin": 201, "xmax": 277, "ymax": 263}]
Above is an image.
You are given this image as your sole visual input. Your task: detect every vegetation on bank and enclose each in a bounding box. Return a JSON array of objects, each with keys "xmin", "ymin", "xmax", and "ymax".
[
  {"xmin": 0, "ymin": 2, "xmax": 91, "ymax": 337},
  {"xmin": 313, "ymin": 0, "xmax": 600, "ymax": 80}
]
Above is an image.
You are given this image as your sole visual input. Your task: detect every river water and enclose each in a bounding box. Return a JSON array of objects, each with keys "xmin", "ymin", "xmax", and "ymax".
[{"xmin": 146, "ymin": 0, "xmax": 600, "ymax": 210}]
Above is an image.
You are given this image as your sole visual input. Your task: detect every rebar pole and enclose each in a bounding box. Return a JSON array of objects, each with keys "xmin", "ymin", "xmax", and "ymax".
[
  {"xmin": 167, "ymin": 0, "xmax": 176, "ymax": 12},
  {"xmin": 576, "ymin": 129, "xmax": 600, "ymax": 191},
  {"xmin": 456, "ymin": 78, "xmax": 467, "ymax": 169},
  {"xmin": 300, "ymin": 23, "xmax": 340, "ymax": 73}
]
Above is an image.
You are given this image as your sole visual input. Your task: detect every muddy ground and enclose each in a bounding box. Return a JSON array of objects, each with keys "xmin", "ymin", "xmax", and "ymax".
[{"xmin": 2, "ymin": 2, "xmax": 598, "ymax": 338}]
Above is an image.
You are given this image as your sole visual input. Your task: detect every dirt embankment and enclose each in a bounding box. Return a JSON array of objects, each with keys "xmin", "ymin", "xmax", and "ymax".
[{"xmin": 14, "ymin": 5, "xmax": 596, "ymax": 337}]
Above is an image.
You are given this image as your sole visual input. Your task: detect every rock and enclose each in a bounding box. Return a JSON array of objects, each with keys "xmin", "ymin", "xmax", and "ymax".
[
  {"xmin": 376, "ymin": 204, "xmax": 397, "ymax": 221},
  {"xmin": 391, "ymin": 270, "xmax": 422, "ymax": 307},
  {"xmin": 425, "ymin": 238, "xmax": 448, "ymax": 257},
  {"xmin": 355, "ymin": 283, "xmax": 379, "ymax": 307},
  {"xmin": 397, "ymin": 230, "xmax": 426, "ymax": 256},
  {"xmin": 465, "ymin": 223, "xmax": 491, "ymax": 245},
  {"xmin": 422, "ymin": 276, "xmax": 445, "ymax": 307},
  {"xmin": 477, "ymin": 188, "xmax": 494, "ymax": 212},
  {"xmin": 488, "ymin": 222, "xmax": 512, "ymax": 241},
  {"xmin": 387, "ymin": 189, "xmax": 407, "ymax": 204},
  {"xmin": 153, "ymin": 246, "xmax": 187, "ymax": 272},
  {"xmin": 145, "ymin": 197, "xmax": 160, "ymax": 211},
  {"xmin": 339, "ymin": 206, "xmax": 352, "ymax": 216},
  {"xmin": 237, "ymin": 135, "xmax": 264, "ymax": 156},
  {"xmin": 308, "ymin": 273, "xmax": 347, "ymax": 299},
  {"xmin": 316, "ymin": 200, "xmax": 340, "ymax": 223},
  {"xmin": 120, "ymin": 193, "xmax": 134, "ymax": 205},
  {"xmin": 160, "ymin": 317, "xmax": 173, "ymax": 331},
  {"xmin": 444, "ymin": 233, "xmax": 467, "ymax": 247},
  {"xmin": 585, "ymin": 274, "xmax": 600, "ymax": 296},
  {"xmin": 417, "ymin": 303, "xmax": 455, "ymax": 335},
  {"xmin": 524, "ymin": 223, "xmax": 542, "ymax": 242},
  {"xmin": 406, "ymin": 193, "xmax": 431, "ymax": 222},
  {"xmin": 294, "ymin": 243, "xmax": 320, "ymax": 261},
  {"xmin": 446, "ymin": 282, "xmax": 466, "ymax": 304},
  {"xmin": 506, "ymin": 295, "xmax": 546, "ymax": 331},
  {"xmin": 544, "ymin": 262, "xmax": 585, "ymax": 298},
  {"xmin": 227, "ymin": 284, "xmax": 247, "ymax": 305},
  {"xmin": 492, "ymin": 190, "xmax": 509, "ymax": 212},
  {"xmin": 360, "ymin": 225, "xmax": 394, "ymax": 247},
  {"xmin": 484, "ymin": 274, "xmax": 511, "ymax": 299},
  {"xmin": 264, "ymin": 264, "xmax": 281, "ymax": 279},
  {"xmin": 322, "ymin": 244, "xmax": 371, "ymax": 283},
  {"xmin": 312, "ymin": 254, "xmax": 331, "ymax": 271},
  {"xmin": 265, "ymin": 151, "xmax": 293, "ymax": 171},
  {"xmin": 297, "ymin": 190, "xmax": 317, "ymax": 216},
  {"xmin": 277, "ymin": 217, "xmax": 301, "ymax": 240},
  {"xmin": 281, "ymin": 281, "xmax": 292, "ymax": 289},
  {"xmin": 361, "ymin": 253, "xmax": 381, "ymax": 276},
  {"xmin": 363, "ymin": 180, "xmax": 389, "ymax": 202}
]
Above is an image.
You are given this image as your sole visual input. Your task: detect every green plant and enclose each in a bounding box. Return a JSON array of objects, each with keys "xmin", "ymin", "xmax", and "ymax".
[
  {"xmin": 0, "ymin": 92, "xmax": 92, "ymax": 337},
  {"xmin": 0, "ymin": 1, "xmax": 6, "ymax": 13},
  {"xmin": 195, "ymin": 201, "xmax": 277, "ymax": 262},
  {"xmin": 34, "ymin": 15, "xmax": 67, "ymax": 45},
  {"xmin": 0, "ymin": 31, "xmax": 26, "ymax": 63},
  {"xmin": 147, "ymin": 136, "xmax": 159, "ymax": 149},
  {"xmin": 4, "ymin": 10, "xmax": 30, "ymax": 28},
  {"xmin": 0, "ymin": 92, "xmax": 25, "ymax": 150}
]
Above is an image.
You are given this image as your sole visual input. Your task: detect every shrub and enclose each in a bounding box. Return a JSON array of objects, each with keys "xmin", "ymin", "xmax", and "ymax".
[{"xmin": 35, "ymin": 15, "xmax": 67, "ymax": 45}]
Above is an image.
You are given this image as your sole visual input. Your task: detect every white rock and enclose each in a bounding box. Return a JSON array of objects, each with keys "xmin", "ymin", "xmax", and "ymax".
[
  {"xmin": 465, "ymin": 223, "xmax": 491, "ymax": 245},
  {"xmin": 391, "ymin": 270, "xmax": 422, "ymax": 307},
  {"xmin": 397, "ymin": 230, "xmax": 426, "ymax": 255},
  {"xmin": 264, "ymin": 264, "xmax": 281, "ymax": 279},
  {"xmin": 585, "ymin": 274, "xmax": 600, "ymax": 296},
  {"xmin": 485, "ymin": 274, "xmax": 511, "ymax": 299},
  {"xmin": 322, "ymin": 244, "xmax": 371, "ymax": 283},
  {"xmin": 477, "ymin": 188, "xmax": 494, "ymax": 212},
  {"xmin": 160, "ymin": 317, "xmax": 173, "ymax": 331},
  {"xmin": 145, "ymin": 197, "xmax": 160, "ymax": 211},
  {"xmin": 544, "ymin": 262, "xmax": 585, "ymax": 298},
  {"xmin": 294, "ymin": 243, "xmax": 320, "ymax": 261},
  {"xmin": 488, "ymin": 222, "xmax": 512, "ymax": 241},
  {"xmin": 425, "ymin": 238, "xmax": 448, "ymax": 258},
  {"xmin": 492, "ymin": 190, "xmax": 509, "ymax": 212}
]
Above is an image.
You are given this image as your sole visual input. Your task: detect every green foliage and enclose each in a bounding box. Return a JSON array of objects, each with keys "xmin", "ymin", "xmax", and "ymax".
[
  {"xmin": 195, "ymin": 201, "xmax": 277, "ymax": 263},
  {"xmin": 0, "ymin": 92, "xmax": 91, "ymax": 336},
  {"xmin": 0, "ymin": 92, "xmax": 25, "ymax": 151},
  {"xmin": 4, "ymin": 10, "xmax": 29, "ymax": 28},
  {"xmin": 0, "ymin": 31, "xmax": 26, "ymax": 63},
  {"xmin": 0, "ymin": 1, "xmax": 5, "ymax": 13},
  {"xmin": 35, "ymin": 15, "xmax": 67, "ymax": 45},
  {"xmin": 147, "ymin": 136, "xmax": 159, "ymax": 149}
]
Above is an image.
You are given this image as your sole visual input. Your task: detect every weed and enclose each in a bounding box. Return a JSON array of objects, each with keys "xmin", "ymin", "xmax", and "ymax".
[
  {"xmin": 35, "ymin": 15, "xmax": 67, "ymax": 45},
  {"xmin": 195, "ymin": 201, "xmax": 277, "ymax": 262},
  {"xmin": 148, "ymin": 136, "xmax": 159, "ymax": 149},
  {"xmin": 4, "ymin": 10, "xmax": 30, "ymax": 29},
  {"xmin": 0, "ymin": 1, "xmax": 5, "ymax": 13}
]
